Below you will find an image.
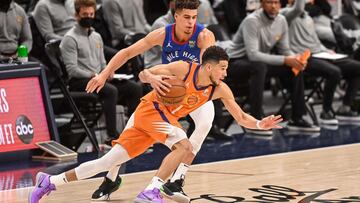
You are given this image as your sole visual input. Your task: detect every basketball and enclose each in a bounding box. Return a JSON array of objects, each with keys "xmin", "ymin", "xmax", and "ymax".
[{"xmin": 158, "ymin": 78, "xmax": 186, "ymax": 105}]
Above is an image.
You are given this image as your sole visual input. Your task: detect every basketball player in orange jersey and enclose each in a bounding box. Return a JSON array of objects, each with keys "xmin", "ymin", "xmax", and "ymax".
[
  {"xmin": 86, "ymin": 0, "xmax": 222, "ymax": 202},
  {"xmin": 29, "ymin": 46, "xmax": 282, "ymax": 203}
]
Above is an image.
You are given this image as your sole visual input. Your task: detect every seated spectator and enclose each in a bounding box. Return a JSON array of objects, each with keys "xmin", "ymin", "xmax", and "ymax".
[
  {"xmin": 33, "ymin": 0, "xmax": 76, "ymax": 42},
  {"xmin": 60, "ymin": 0, "xmax": 143, "ymax": 144},
  {"xmin": 102, "ymin": 0, "xmax": 151, "ymax": 49},
  {"xmin": 307, "ymin": 0, "xmax": 360, "ymax": 50},
  {"xmin": 0, "ymin": 0, "xmax": 32, "ymax": 59},
  {"xmin": 226, "ymin": 0, "xmax": 320, "ymax": 134},
  {"xmin": 282, "ymin": 0, "xmax": 360, "ymax": 123}
]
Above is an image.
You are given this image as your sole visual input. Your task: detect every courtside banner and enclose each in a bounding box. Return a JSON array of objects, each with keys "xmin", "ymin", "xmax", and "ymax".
[{"xmin": 0, "ymin": 77, "xmax": 51, "ymax": 153}]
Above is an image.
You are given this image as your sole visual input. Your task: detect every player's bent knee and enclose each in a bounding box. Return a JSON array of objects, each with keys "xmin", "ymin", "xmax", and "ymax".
[{"xmin": 176, "ymin": 139, "xmax": 193, "ymax": 155}]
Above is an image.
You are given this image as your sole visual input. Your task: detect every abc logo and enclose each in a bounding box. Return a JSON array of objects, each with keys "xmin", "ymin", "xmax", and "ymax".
[{"xmin": 15, "ymin": 115, "xmax": 34, "ymax": 144}]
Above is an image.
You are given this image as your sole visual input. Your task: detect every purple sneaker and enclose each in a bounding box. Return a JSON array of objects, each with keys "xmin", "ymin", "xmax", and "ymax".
[
  {"xmin": 135, "ymin": 188, "xmax": 166, "ymax": 203},
  {"xmin": 28, "ymin": 172, "xmax": 56, "ymax": 203}
]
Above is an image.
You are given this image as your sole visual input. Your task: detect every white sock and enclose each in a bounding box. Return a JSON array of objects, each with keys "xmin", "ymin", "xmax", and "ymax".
[
  {"xmin": 49, "ymin": 173, "xmax": 68, "ymax": 186},
  {"xmin": 145, "ymin": 176, "xmax": 164, "ymax": 190},
  {"xmin": 170, "ymin": 163, "xmax": 189, "ymax": 182}
]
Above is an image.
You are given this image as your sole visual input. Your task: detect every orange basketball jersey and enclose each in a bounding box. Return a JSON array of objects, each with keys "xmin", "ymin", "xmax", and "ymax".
[
  {"xmin": 112, "ymin": 62, "xmax": 215, "ymax": 158},
  {"xmin": 142, "ymin": 62, "xmax": 216, "ymax": 119}
]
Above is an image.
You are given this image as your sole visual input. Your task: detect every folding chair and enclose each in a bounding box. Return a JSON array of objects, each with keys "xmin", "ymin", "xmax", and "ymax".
[
  {"xmin": 45, "ymin": 40, "xmax": 102, "ymax": 152},
  {"xmin": 273, "ymin": 75, "xmax": 323, "ymax": 125}
]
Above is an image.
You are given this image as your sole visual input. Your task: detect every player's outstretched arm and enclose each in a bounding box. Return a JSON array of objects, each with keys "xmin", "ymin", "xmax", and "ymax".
[
  {"xmin": 85, "ymin": 28, "xmax": 165, "ymax": 93},
  {"xmin": 214, "ymin": 83, "xmax": 283, "ymax": 130}
]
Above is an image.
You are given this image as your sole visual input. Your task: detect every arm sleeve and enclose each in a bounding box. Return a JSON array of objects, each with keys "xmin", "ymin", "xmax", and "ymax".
[
  {"xmin": 33, "ymin": 3, "xmax": 63, "ymax": 42},
  {"xmin": 243, "ymin": 18, "xmax": 286, "ymax": 65},
  {"xmin": 60, "ymin": 36, "xmax": 93, "ymax": 78}
]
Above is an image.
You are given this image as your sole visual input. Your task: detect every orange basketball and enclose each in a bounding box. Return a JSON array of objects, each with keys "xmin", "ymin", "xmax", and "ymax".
[{"xmin": 158, "ymin": 78, "xmax": 186, "ymax": 106}]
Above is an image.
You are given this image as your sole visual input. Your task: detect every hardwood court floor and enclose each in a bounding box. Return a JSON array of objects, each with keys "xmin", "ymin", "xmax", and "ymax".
[{"xmin": 2, "ymin": 143, "xmax": 359, "ymax": 203}]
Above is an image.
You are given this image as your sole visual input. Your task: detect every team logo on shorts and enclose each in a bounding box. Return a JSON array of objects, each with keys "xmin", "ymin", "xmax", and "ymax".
[{"xmin": 189, "ymin": 40, "xmax": 196, "ymax": 48}]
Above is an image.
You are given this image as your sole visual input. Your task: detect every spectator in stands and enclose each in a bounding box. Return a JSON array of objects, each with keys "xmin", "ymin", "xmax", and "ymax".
[
  {"xmin": 102, "ymin": 0, "xmax": 151, "ymax": 49},
  {"xmin": 60, "ymin": 0, "xmax": 143, "ymax": 143},
  {"xmin": 282, "ymin": 0, "xmax": 360, "ymax": 123},
  {"xmin": 0, "ymin": 0, "xmax": 32, "ymax": 59},
  {"xmin": 33, "ymin": 0, "xmax": 76, "ymax": 42},
  {"xmin": 307, "ymin": 0, "xmax": 360, "ymax": 54},
  {"xmin": 306, "ymin": 0, "xmax": 337, "ymax": 44},
  {"xmin": 226, "ymin": 0, "xmax": 320, "ymax": 134}
]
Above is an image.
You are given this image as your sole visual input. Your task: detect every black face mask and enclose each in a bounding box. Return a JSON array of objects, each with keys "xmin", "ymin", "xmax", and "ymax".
[
  {"xmin": 0, "ymin": 0, "xmax": 12, "ymax": 12},
  {"xmin": 79, "ymin": 17, "xmax": 94, "ymax": 28}
]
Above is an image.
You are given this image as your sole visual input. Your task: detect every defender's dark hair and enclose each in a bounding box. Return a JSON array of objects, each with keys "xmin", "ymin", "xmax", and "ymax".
[
  {"xmin": 175, "ymin": 0, "xmax": 200, "ymax": 11},
  {"xmin": 202, "ymin": 46, "xmax": 229, "ymax": 65},
  {"xmin": 75, "ymin": 0, "xmax": 96, "ymax": 14}
]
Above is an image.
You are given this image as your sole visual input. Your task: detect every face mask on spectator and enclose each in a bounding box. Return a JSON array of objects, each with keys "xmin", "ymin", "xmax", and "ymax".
[
  {"xmin": 79, "ymin": 17, "xmax": 94, "ymax": 28},
  {"xmin": 0, "ymin": 0, "xmax": 12, "ymax": 12}
]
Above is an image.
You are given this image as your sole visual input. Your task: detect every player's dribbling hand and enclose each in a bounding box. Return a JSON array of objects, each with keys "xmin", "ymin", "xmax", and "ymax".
[
  {"xmin": 86, "ymin": 73, "xmax": 107, "ymax": 93},
  {"xmin": 150, "ymin": 75, "xmax": 174, "ymax": 96},
  {"xmin": 258, "ymin": 115, "xmax": 283, "ymax": 130}
]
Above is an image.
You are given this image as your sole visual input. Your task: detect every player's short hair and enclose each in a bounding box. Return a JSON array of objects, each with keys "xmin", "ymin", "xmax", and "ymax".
[
  {"xmin": 74, "ymin": 0, "xmax": 96, "ymax": 14},
  {"xmin": 202, "ymin": 46, "xmax": 229, "ymax": 65},
  {"xmin": 175, "ymin": 0, "xmax": 200, "ymax": 11}
]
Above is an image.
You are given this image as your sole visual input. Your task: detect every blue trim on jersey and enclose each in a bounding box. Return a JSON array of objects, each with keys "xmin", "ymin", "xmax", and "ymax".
[
  {"xmin": 161, "ymin": 23, "xmax": 205, "ymax": 64},
  {"xmin": 153, "ymin": 102, "xmax": 170, "ymax": 123}
]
